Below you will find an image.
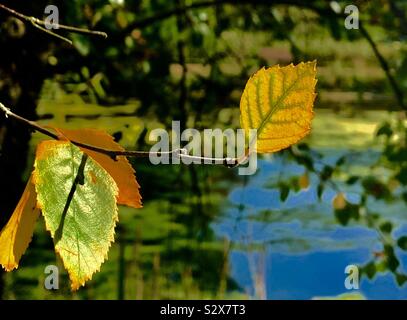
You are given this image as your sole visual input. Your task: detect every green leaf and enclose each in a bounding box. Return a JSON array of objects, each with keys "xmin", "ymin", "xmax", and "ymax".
[
  {"xmin": 361, "ymin": 261, "xmax": 376, "ymax": 280},
  {"xmin": 279, "ymin": 183, "xmax": 290, "ymax": 202},
  {"xmin": 334, "ymin": 202, "xmax": 360, "ymax": 226},
  {"xmin": 33, "ymin": 141, "xmax": 119, "ymax": 290},
  {"xmin": 397, "ymin": 236, "xmax": 407, "ymax": 251},
  {"xmin": 320, "ymin": 165, "xmax": 334, "ymax": 181},
  {"xmin": 335, "ymin": 156, "xmax": 346, "ymax": 166},
  {"xmin": 379, "ymin": 221, "xmax": 393, "ymax": 234},
  {"xmin": 317, "ymin": 183, "xmax": 324, "ymax": 199},
  {"xmin": 384, "ymin": 245, "xmax": 399, "ymax": 272},
  {"xmin": 346, "ymin": 176, "xmax": 359, "ymax": 185},
  {"xmin": 396, "ymin": 273, "xmax": 407, "ymax": 286},
  {"xmin": 376, "ymin": 122, "xmax": 393, "ymax": 137}
]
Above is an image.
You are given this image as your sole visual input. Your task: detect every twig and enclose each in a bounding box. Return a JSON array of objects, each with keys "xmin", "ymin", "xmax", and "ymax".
[
  {"xmin": 359, "ymin": 22, "xmax": 405, "ymax": 109},
  {"xmin": 0, "ymin": 3, "xmax": 107, "ymax": 45},
  {"xmin": 30, "ymin": 16, "xmax": 108, "ymax": 38},
  {"xmin": 29, "ymin": 19, "xmax": 73, "ymax": 45},
  {"xmin": 0, "ymin": 102, "xmax": 241, "ymax": 166}
]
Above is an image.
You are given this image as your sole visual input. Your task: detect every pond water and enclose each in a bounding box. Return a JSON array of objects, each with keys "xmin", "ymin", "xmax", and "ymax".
[{"xmin": 215, "ymin": 157, "xmax": 407, "ymax": 299}]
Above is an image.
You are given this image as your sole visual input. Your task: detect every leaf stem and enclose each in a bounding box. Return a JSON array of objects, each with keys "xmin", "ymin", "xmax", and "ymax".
[{"xmin": 0, "ymin": 102, "xmax": 241, "ymax": 167}]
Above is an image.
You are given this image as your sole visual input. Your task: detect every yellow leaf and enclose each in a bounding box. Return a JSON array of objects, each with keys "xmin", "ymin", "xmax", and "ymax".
[
  {"xmin": 299, "ymin": 173, "xmax": 310, "ymax": 189},
  {"xmin": 54, "ymin": 128, "xmax": 142, "ymax": 209},
  {"xmin": 0, "ymin": 175, "xmax": 40, "ymax": 271},
  {"xmin": 240, "ymin": 61, "xmax": 317, "ymax": 153},
  {"xmin": 333, "ymin": 192, "xmax": 347, "ymax": 210}
]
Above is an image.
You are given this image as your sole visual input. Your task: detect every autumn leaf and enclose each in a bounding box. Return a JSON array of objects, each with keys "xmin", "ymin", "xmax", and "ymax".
[
  {"xmin": 33, "ymin": 141, "xmax": 119, "ymax": 290},
  {"xmin": 0, "ymin": 175, "xmax": 40, "ymax": 271},
  {"xmin": 240, "ymin": 61, "xmax": 317, "ymax": 153},
  {"xmin": 333, "ymin": 192, "xmax": 347, "ymax": 210},
  {"xmin": 54, "ymin": 128, "xmax": 142, "ymax": 208},
  {"xmin": 298, "ymin": 173, "xmax": 310, "ymax": 189}
]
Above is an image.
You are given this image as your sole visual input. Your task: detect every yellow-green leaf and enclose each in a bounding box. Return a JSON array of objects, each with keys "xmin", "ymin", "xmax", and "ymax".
[
  {"xmin": 54, "ymin": 127, "xmax": 142, "ymax": 209},
  {"xmin": 240, "ymin": 61, "xmax": 317, "ymax": 153},
  {"xmin": 33, "ymin": 140, "xmax": 119, "ymax": 290},
  {"xmin": 333, "ymin": 192, "xmax": 347, "ymax": 210},
  {"xmin": 0, "ymin": 175, "xmax": 40, "ymax": 271},
  {"xmin": 299, "ymin": 173, "xmax": 310, "ymax": 189}
]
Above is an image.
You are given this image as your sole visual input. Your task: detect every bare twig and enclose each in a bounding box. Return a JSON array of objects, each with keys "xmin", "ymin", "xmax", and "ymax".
[
  {"xmin": 29, "ymin": 19, "xmax": 73, "ymax": 45},
  {"xmin": 0, "ymin": 3, "xmax": 107, "ymax": 45},
  {"xmin": 0, "ymin": 102, "xmax": 241, "ymax": 166}
]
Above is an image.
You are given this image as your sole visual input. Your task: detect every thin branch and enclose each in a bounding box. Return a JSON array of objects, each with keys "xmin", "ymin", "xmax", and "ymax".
[
  {"xmin": 0, "ymin": 3, "xmax": 107, "ymax": 45},
  {"xmin": 0, "ymin": 3, "xmax": 36, "ymax": 22},
  {"xmin": 0, "ymin": 103, "xmax": 241, "ymax": 166},
  {"xmin": 0, "ymin": 102, "xmax": 60, "ymax": 139},
  {"xmin": 30, "ymin": 16, "xmax": 108, "ymax": 39},
  {"xmin": 29, "ymin": 19, "xmax": 73, "ymax": 45},
  {"xmin": 359, "ymin": 22, "xmax": 405, "ymax": 109}
]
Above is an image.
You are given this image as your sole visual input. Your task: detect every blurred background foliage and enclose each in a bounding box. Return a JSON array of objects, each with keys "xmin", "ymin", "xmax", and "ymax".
[{"xmin": 0, "ymin": 0, "xmax": 407, "ymax": 299}]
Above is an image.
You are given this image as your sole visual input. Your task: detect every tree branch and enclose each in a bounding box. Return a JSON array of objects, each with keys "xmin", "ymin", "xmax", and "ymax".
[
  {"xmin": 0, "ymin": 3, "xmax": 107, "ymax": 45},
  {"xmin": 358, "ymin": 22, "xmax": 405, "ymax": 109},
  {"xmin": 0, "ymin": 103, "xmax": 241, "ymax": 167}
]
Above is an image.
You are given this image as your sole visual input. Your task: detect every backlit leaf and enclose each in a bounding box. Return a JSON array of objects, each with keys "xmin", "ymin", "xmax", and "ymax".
[
  {"xmin": 55, "ymin": 128, "xmax": 142, "ymax": 208},
  {"xmin": 0, "ymin": 175, "xmax": 40, "ymax": 271},
  {"xmin": 298, "ymin": 173, "xmax": 310, "ymax": 189},
  {"xmin": 333, "ymin": 192, "xmax": 346, "ymax": 210},
  {"xmin": 240, "ymin": 61, "xmax": 317, "ymax": 153},
  {"xmin": 33, "ymin": 141, "xmax": 119, "ymax": 290}
]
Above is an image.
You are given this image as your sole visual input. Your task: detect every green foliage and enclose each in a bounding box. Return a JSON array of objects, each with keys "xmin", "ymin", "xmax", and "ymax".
[
  {"xmin": 334, "ymin": 203, "xmax": 360, "ymax": 226},
  {"xmin": 397, "ymin": 236, "xmax": 407, "ymax": 251}
]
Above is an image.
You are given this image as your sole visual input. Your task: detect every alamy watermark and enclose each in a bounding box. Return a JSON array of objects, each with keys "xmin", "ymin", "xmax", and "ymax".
[
  {"xmin": 344, "ymin": 264, "xmax": 359, "ymax": 290},
  {"xmin": 148, "ymin": 121, "xmax": 258, "ymax": 176},
  {"xmin": 44, "ymin": 265, "xmax": 59, "ymax": 290},
  {"xmin": 344, "ymin": 5, "xmax": 359, "ymax": 30},
  {"xmin": 44, "ymin": 5, "xmax": 59, "ymax": 30}
]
